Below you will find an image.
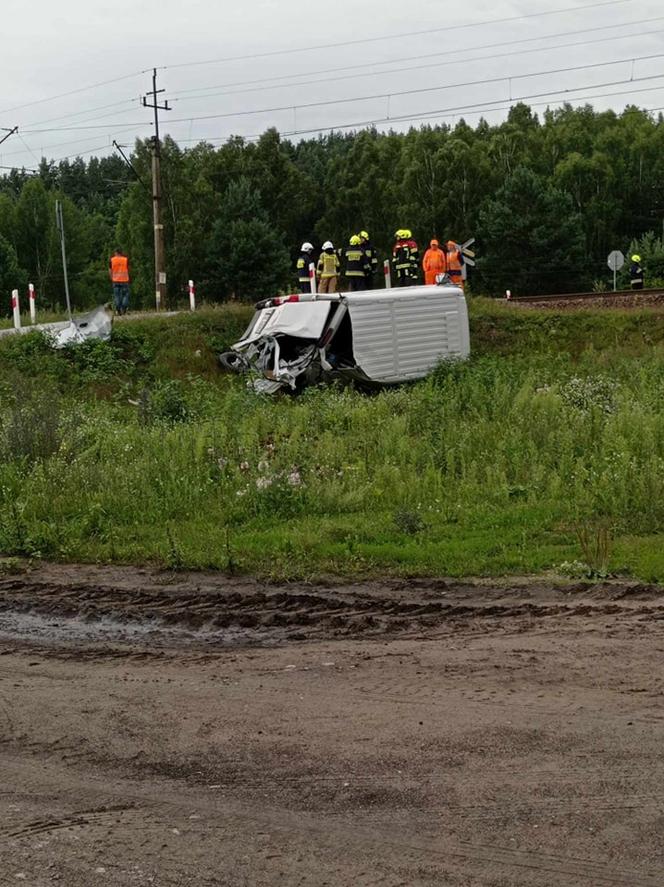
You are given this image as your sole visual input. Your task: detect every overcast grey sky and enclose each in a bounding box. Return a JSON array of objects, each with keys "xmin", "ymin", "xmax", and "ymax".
[{"xmin": 1, "ymin": 0, "xmax": 663, "ymax": 169}]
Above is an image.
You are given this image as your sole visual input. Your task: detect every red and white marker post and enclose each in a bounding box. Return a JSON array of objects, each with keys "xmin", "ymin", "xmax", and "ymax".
[
  {"xmin": 11, "ymin": 289, "xmax": 21, "ymax": 329},
  {"xmin": 188, "ymin": 279, "xmax": 196, "ymax": 312},
  {"xmin": 309, "ymin": 262, "xmax": 317, "ymax": 297},
  {"xmin": 383, "ymin": 259, "xmax": 392, "ymax": 289},
  {"xmin": 28, "ymin": 283, "xmax": 36, "ymax": 324}
]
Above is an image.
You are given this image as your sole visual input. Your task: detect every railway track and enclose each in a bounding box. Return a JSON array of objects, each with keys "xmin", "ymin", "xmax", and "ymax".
[{"xmin": 510, "ymin": 287, "xmax": 664, "ymax": 303}]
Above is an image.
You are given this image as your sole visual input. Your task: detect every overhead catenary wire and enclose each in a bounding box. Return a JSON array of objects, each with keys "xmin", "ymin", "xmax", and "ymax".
[
  {"xmin": 172, "ymin": 27, "xmax": 664, "ymax": 104},
  {"xmin": 24, "ymin": 97, "xmax": 143, "ymax": 130},
  {"xmin": 11, "ymin": 14, "xmax": 655, "ymax": 139},
  {"xmin": 0, "ymin": 0, "xmax": 646, "ymax": 158},
  {"xmin": 0, "ymin": 70, "xmax": 145, "ymax": 117},
  {"xmin": 158, "ymin": 0, "xmax": 636, "ymax": 70},
  {"xmin": 209, "ymin": 77, "xmax": 664, "ymax": 143},
  {"xmin": 170, "ymin": 15, "xmax": 664, "ymax": 101},
  {"xmin": 92, "ymin": 51, "xmax": 664, "ymax": 129},
  {"xmin": 0, "ymin": 129, "xmax": 140, "ymax": 160}
]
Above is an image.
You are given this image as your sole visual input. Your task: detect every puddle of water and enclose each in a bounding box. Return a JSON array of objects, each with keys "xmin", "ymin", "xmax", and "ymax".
[{"xmin": 0, "ymin": 610, "xmax": 283, "ymax": 651}]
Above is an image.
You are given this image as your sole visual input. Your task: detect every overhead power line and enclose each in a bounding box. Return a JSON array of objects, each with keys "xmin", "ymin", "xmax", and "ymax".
[
  {"xmin": 128, "ymin": 51, "xmax": 664, "ymax": 128},
  {"xmin": 23, "ymin": 120, "xmax": 151, "ymax": 134},
  {"xmin": 253, "ymin": 78, "xmax": 664, "ymax": 139},
  {"xmin": 18, "ymin": 15, "xmax": 658, "ymax": 137},
  {"xmin": 172, "ymin": 26, "xmax": 664, "ymax": 105},
  {"xmin": 159, "ymin": 0, "xmax": 635, "ymax": 70},
  {"xmin": 171, "ymin": 14, "xmax": 664, "ymax": 100},
  {"xmin": 0, "ymin": 71, "xmax": 144, "ymax": 117},
  {"xmin": 146, "ymin": 78, "xmax": 664, "ymax": 145}
]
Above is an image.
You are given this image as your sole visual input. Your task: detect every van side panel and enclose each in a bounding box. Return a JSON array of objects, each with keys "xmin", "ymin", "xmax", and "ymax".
[{"xmin": 347, "ymin": 288, "xmax": 470, "ymax": 383}]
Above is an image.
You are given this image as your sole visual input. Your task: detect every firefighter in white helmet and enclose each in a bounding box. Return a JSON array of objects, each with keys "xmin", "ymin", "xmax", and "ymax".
[
  {"xmin": 317, "ymin": 240, "xmax": 340, "ymax": 293},
  {"xmin": 296, "ymin": 242, "xmax": 315, "ymax": 293}
]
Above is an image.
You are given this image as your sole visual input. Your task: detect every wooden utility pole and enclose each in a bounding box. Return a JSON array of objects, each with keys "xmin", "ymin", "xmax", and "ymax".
[{"xmin": 142, "ymin": 69, "xmax": 170, "ymax": 310}]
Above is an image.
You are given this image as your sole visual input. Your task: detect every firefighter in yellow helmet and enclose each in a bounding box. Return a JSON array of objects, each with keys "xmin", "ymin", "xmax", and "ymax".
[
  {"xmin": 344, "ymin": 234, "xmax": 371, "ymax": 292},
  {"xmin": 392, "ymin": 229, "xmax": 419, "ymax": 286},
  {"xmin": 359, "ymin": 230, "xmax": 378, "ymax": 289},
  {"xmin": 630, "ymin": 254, "xmax": 644, "ymax": 290}
]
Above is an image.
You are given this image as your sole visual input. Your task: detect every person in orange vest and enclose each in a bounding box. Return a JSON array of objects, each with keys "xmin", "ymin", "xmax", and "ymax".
[
  {"xmin": 109, "ymin": 248, "xmax": 131, "ymax": 315},
  {"xmin": 422, "ymin": 238, "xmax": 447, "ymax": 285},
  {"xmin": 445, "ymin": 240, "xmax": 464, "ymax": 289}
]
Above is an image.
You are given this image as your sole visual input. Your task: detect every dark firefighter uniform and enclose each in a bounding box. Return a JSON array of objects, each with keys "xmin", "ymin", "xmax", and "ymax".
[
  {"xmin": 359, "ymin": 230, "xmax": 378, "ymax": 289},
  {"xmin": 630, "ymin": 254, "xmax": 644, "ymax": 290},
  {"xmin": 296, "ymin": 243, "xmax": 314, "ymax": 293},
  {"xmin": 344, "ymin": 235, "xmax": 371, "ymax": 292},
  {"xmin": 392, "ymin": 229, "xmax": 419, "ymax": 286}
]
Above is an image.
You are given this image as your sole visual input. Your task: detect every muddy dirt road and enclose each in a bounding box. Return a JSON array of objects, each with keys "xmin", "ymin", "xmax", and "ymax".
[{"xmin": 1, "ymin": 564, "xmax": 664, "ymax": 886}]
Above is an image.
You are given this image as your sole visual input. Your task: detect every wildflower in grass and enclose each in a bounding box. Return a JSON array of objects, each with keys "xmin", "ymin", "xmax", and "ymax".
[
  {"xmin": 559, "ymin": 376, "xmax": 618, "ymax": 414},
  {"xmin": 287, "ymin": 469, "xmax": 302, "ymax": 487}
]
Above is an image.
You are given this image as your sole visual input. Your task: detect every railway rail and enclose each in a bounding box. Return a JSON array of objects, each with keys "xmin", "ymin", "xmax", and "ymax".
[{"xmin": 509, "ymin": 287, "xmax": 664, "ymax": 303}]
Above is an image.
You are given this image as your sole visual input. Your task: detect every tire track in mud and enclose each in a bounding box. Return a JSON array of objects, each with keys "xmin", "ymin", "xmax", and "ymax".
[
  {"xmin": 0, "ymin": 805, "xmax": 137, "ymax": 841},
  {"xmin": 0, "ymin": 571, "xmax": 663, "ymax": 653}
]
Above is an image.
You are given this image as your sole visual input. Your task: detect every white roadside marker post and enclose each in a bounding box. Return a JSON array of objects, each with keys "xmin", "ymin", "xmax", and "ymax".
[
  {"xmin": 383, "ymin": 259, "xmax": 392, "ymax": 289},
  {"xmin": 28, "ymin": 283, "xmax": 36, "ymax": 324},
  {"xmin": 188, "ymin": 279, "xmax": 196, "ymax": 312},
  {"xmin": 12, "ymin": 289, "xmax": 21, "ymax": 329},
  {"xmin": 309, "ymin": 262, "xmax": 317, "ymax": 298}
]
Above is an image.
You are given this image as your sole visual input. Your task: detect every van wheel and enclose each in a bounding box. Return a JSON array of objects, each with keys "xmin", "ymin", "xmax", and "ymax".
[{"xmin": 218, "ymin": 351, "xmax": 248, "ymax": 373}]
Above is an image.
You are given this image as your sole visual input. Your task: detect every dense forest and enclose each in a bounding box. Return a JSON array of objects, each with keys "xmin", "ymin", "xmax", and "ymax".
[{"xmin": 2, "ymin": 101, "xmax": 664, "ymax": 310}]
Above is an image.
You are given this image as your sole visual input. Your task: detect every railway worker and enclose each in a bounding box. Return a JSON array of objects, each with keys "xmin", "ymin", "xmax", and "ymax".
[
  {"xmin": 296, "ymin": 242, "xmax": 315, "ymax": 293},
  {"xmin": 317, "ymin": 240, "xmax": 340, "ymax": 293},
  {"xmin": 392, "ymin": 229, "xmax": 419, "ymax": 286},
  {"xmin": 630, "ymin": 254, "xmax": 644, "ymax": 290},
  {"xmin": 445, "ymin": 240, "xmax": 465, "ymax": 289},
  {"xmin": 422, "ymin": 238, "xmax": 447, "ymax": 285},
  {"xmin": 344, "ymin": 234, "xmax": 371, "ymax": 291},
  {"xmin": 359, "ymin": 230, "xmax": 378, "ymax": 289},
  {"xmin": 109, "ymin": 247, "xmax": 131, "ymax": 315}
]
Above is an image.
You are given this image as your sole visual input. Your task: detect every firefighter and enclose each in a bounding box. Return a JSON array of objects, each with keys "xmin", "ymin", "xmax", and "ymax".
[
  {"xmin": 403, "ymin": 230, "xmax": 419, "ymax": 283},
  {"xmin": 422, "ymin": 238, "xmax": 447, "ymax": 285},
  {"xmin": 630, "ymin": 254, "xmax": 644, "ymax": 290},
  {"xmin": 296, "ymin": 242, "xmax": 315, "ymax": 293},
  {"xmin": 317, "ymin": 240, "xmax": 340, "ymax": 293},
  {"xmin": 359, "ymin": 230, "xmax": 378, "ymax": 289},
  {"xmin": 109, "ymin": 247, "xmax": 131, "ymax": 315},
  {"xmin": 392, "ymin": 229, "xmax": 418, "ymax": 286},
  {"xmin": 446, "ymin": 240, "xmax": 465, "ymax": 289},
  {"xmin": 344, "ymin": 234, "xmax": 371, "ymax": 292}
]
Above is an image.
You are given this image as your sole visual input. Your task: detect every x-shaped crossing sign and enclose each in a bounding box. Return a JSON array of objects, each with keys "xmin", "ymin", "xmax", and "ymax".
[{"xmin": 455, "ymin": 238, "xmax": 476, "ymax": 280}]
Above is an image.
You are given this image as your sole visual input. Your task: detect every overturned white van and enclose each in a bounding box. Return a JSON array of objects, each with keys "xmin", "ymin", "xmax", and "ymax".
[{"xmin": 219, "ymin": 283, "xmax": 470, "ymax": 393}]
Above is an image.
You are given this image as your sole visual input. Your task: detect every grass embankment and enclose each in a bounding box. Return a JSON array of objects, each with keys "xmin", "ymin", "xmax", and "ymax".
[{"xmin": 2, "ymin": 299, "xmax": 664, "ymax": 580}]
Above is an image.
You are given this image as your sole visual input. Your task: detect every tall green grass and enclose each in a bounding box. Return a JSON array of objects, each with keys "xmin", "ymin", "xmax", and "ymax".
[{"xmin": 3, "ymin": 340, "xmax": 664, "ymax": 579}]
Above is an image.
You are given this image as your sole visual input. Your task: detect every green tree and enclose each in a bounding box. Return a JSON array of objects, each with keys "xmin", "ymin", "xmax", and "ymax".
[
  {"xmin": 478, "ymin": 166, "xmax": 586, "ymax": 295},
  {"xmin": 205, "ymin": 178, "xmax": 290, "ymax": 300},
  {"xmin": 0, "ymin": 234, "xmax": 26, "ymax": 311}
]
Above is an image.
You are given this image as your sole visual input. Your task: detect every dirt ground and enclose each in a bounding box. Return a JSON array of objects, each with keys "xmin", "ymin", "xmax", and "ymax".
[{"xmin": 1, "ymin": 564, "xmax": 664, "ymax": 886}]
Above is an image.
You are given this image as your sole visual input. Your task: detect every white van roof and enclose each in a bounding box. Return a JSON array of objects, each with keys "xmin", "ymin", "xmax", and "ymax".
[{"xmin": 346, "ymin": 286, "xmax": 469, "ymax": 382}]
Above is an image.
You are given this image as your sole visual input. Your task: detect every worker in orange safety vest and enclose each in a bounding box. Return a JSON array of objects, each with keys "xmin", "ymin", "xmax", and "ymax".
[
  {"xmin": 109, "ymin": 248, "xmax": 131, "ymax": 314},
  {"xmin": 445, "ymin": 240, "xmax": 464, "ymax": 289},
  {"xmin": 422, "ymin": 239, "xmax": 447, "ymax": 285}
]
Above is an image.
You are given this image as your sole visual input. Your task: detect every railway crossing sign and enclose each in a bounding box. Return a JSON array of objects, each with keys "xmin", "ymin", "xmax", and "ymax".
[
  {"xmin": 607, "ymin": 249, "xmax": 625, "ymax": 291},
  {"xmin": 458, "ymin": 238, "xmax": 476, "ymax": 281}
]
